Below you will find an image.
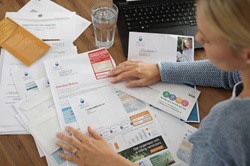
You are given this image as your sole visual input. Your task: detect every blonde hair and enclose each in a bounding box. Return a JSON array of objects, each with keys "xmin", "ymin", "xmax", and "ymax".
[
  {"xmin": 181, "ymin": 38, "xmax": 192, "ymax": 50},
  {"xmin": 197, "ymin": 0, "xmax": 250, "ymax": 49}
]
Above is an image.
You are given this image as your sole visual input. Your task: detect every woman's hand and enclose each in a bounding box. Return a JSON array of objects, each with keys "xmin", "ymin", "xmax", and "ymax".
[
  {"xmin": 108, "ymin": 60, "xmax": 161, "ymax": 87},
  {"xmin": 56, "ymin": 126, "xmax": 135, "ymax": 166}
]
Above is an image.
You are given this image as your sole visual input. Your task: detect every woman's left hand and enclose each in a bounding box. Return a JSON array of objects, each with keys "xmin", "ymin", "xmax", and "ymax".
[{"xmin": 56, "ymin": 126, "xmax": 135, "ymax": 166}]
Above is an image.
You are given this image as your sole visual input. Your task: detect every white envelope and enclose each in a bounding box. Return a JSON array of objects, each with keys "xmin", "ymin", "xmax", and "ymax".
[
  {"xmin": 15, "ymin": 88, "xmax": 62, "ymax": 156},
  {"xmin": 6, "ymin": 12, "xmax": 76, "ymax": 40},
  {"xmin": 17, "ymin": 0, "xmax": 91, "ymax": 41}
]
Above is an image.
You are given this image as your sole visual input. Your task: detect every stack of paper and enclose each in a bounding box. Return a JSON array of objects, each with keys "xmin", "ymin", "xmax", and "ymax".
[
  {"xmin": 0, "ymin": 0, "xmax": 91, "ymax": 164},
  {"xmin": 13, "ymin": 47, "xmax": 118, "ymax": 166},
  {"xmin": 0, "ymin": 0, "xmax": 90, "ymax": 135}
]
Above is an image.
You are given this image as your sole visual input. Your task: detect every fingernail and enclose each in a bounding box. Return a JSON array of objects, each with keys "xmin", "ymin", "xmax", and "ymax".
[
  {"xmin": 125, "ymin": 82, "xmax": 130, "ymax": 87},
  {"xmin": 65, "ymin": 126, "xmax": 70, "ymax": 131},
  {"xmin": 55, "ymin": 141, "xmax": 60, "ymax": 145},
  {"xmin": 56, "ymin": 132, "xmax": 61, "ymax": 137}
]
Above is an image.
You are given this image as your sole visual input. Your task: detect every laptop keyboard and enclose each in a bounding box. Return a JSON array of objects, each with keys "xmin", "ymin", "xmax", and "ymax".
[{"xmin": 122, "ymin": 1, "xmax": 196, "ymax": 31}]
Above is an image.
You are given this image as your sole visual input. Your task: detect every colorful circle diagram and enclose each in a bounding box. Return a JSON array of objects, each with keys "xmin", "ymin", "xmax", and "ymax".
[
  {"xmin": 162, "ymin": 91, "xmax": 189, "ymax": 107},
  {"xmin": 163, "ymin": 91, "xmax": 170, "ymax": 98},
  {"xmin": 176, "ymin": 97, "xmax": 182, "ymax": 104}
]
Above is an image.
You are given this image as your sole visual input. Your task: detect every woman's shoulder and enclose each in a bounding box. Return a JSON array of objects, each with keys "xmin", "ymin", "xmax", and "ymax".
[
  {"xmin": 190, "ymin": 98, "xmax": 250, "ymax": 140},
  {"xmin": 211, "ymin": 98, "xmax": 250, "ymax": 115},
  {"xmin": 190, "ymin": 98, "xmax": 250, "ymax": 165},
  {"xmin": 203, "ymin": 98, "xmax": 250, "ymax": 132}
]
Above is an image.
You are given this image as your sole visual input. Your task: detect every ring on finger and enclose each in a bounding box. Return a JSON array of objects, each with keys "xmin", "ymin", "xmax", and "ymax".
[{"xmin": 72, "ymin": 147, "xmax": 78, "ymax": 155}]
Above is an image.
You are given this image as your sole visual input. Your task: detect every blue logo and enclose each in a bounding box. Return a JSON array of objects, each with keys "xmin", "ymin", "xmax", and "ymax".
[
  {"xmin": 24, "ymin": 72, "xmax": 28, "ymax": 76},
  {"xmin": 80, "ymin": 99, "xmax": 85, "ymax": 104},
  {"xmin": 139, "ymin": 36, "xmax": 143, "ymax": 42}
]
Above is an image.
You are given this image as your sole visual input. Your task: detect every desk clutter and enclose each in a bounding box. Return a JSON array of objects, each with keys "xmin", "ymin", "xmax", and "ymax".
[{"xmin": 0, "ymin": 0, "xmax": 198, "ymax": 166}]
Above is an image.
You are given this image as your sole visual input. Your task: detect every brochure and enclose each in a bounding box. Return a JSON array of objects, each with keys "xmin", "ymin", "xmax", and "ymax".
[{"xmin": 113, "ymin": 32, "xmax": 201, "ymax": 121}]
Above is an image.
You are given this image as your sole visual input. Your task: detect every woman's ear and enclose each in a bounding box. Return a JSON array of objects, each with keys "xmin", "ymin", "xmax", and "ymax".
[{"xmin": 242, "ymin": 48, "xmax": 250, "ymax": 64}]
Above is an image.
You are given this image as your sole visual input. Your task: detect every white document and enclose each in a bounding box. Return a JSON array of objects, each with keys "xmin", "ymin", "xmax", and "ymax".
[
  {"xmin": 11, "ymin": 40, "xmax": 78, "ymax": 99},
  {"xmin": 128, "ymin": 32, "xmax": 194, "ymax": 62},
  {"xmin": 0, "ymin": 49, "xmax": 25, "ymax": 127},
  {"xmin": 70, "ymin": 86, "xmax": 180, "ymax": 165},
  {"xmin": 69, "ymin": 86, "xmax": 128, "ymax": 134},
  {"xmin": 26, "ymin": 110, "xmax": 61, "ymax": 155},
  {"xmin": 154, "ymin": 107, "xmax": 197, "ymax": 165},
  {"xmin": 44, "ymin": 48, "xmax": 115, "ymax": 129},
  {"xmin": 6, "ymin": 12, "xmax": 76, "ymax": 40},
  {"xmin": 17, "ymin": 0, "xmax": 91, "ymax": 41},
  {"xmin": 0, "ymin": 50, "xmax": 3, "ymax": 84}
]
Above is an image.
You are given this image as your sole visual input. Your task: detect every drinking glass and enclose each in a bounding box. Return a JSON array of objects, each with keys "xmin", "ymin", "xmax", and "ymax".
[{"xmin": 91, "ymin": 1, "xmax": 118, "ymax": 49}]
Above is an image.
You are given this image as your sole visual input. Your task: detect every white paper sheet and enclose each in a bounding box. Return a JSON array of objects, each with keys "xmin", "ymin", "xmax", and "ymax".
[
  {"xmin": 14, "ymin": 88, "xmax": 68, "ymax": 166},
  {"xmin": 17, "ymin": 0, "xmax": 91, "ymax": 41},
  {"xmin": 153, "ymin": 107, "xmax": 197, "ymax": 165},
  {"xmin": 69, "ymin": 86, "xmax": 128, "ymax": 134},
  {"xmin": 6, "ymin": 12, "xmax": 76, "ymax": 40},
  {"xmin": 0, "ymin": 49, "xmax": 25, "ymax": 127},
  {"xmin": 128, "ymin": 32, "xmax": 194, "ymax": 62}
]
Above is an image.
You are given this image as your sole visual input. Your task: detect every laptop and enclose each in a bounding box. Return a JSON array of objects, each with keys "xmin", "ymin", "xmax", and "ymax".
[{"xmin": 114, "ymin": 0, "xmax": 203, "ymax": 56}]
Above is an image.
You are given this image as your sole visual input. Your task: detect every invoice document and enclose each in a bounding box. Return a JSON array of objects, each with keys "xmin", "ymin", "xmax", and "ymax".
[{"xmin": 44, "ymin": 48, "xmax": 115, "ymax": 129}]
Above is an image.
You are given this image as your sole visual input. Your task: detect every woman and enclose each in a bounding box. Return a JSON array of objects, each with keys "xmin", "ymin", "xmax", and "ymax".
[
  {"xmin": 55, "ymin": 0, "xmax": 250, "ymax": 165},
  {"xmin": 177, "ymin": 38, "xmax": 193, "ymax": 62}
]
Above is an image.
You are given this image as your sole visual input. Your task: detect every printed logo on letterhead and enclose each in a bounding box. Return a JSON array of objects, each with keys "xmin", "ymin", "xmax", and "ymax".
[
  {"xmin": 52, "ymin": 61, "xmax": 63, "ymax": 71},
  {"xmin": 139, "ymin": 36, "xmax": 143, "ymax": 42},
  {"xmin": 136, "ymin": 36, "xmax": 145, "ymax": 46},
  {"xmin": 80, "ymin": 99, "xmax": 85, "ymax": 104},
  {"xmin": 38, "ymin": 14, "xmax": 43, "ymax": 17},
  {"xmin": 23, "ymin": 71, "xmax": 31, "ymax": 80},
  {"xmin": 78, "ymin": 98, "xmax": 89, "ymax": 109},
  {"xmin": 24, "ymin": 72, "xmax": 28, "ymax": 76}
]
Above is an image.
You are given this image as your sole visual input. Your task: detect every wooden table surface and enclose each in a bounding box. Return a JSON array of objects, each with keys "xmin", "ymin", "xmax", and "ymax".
[{"xmin": 0, "ymin": 0, "xmax": 232, "ymax": 165}]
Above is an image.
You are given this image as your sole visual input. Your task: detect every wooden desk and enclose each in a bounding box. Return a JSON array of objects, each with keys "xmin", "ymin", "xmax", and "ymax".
[{"xmin": 0, "ymin": 0, "xmax": 231, "ymax": 165}]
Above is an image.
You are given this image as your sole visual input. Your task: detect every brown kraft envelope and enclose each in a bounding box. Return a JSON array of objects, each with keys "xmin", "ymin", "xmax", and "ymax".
[{"xmin": 0, "ymin": 17, "xmax": 51, "ymax": 66}]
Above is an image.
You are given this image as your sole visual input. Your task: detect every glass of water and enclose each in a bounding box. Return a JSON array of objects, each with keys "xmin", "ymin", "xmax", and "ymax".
[{"xmin": 91, "ymin": 1, "xmax": 118, "ymax": 49}]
